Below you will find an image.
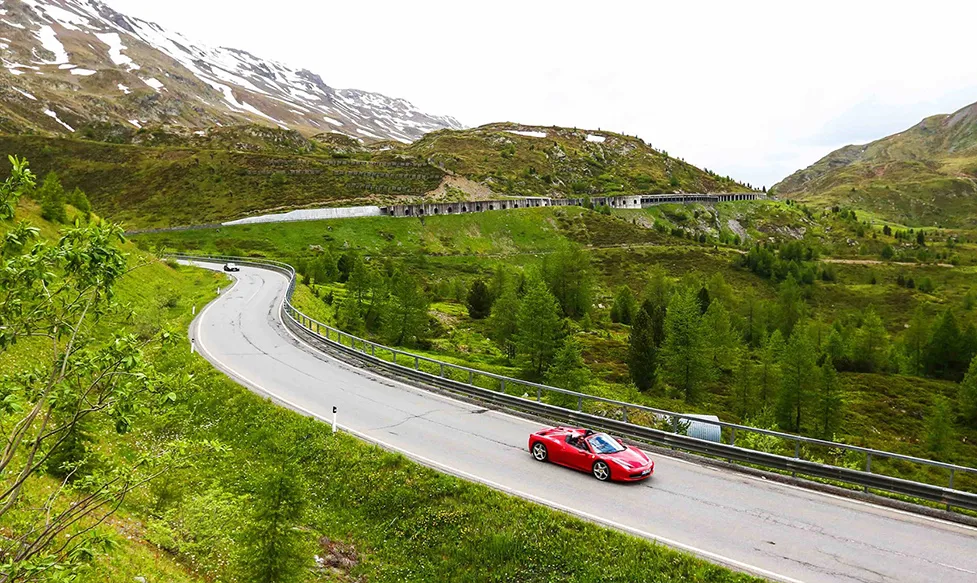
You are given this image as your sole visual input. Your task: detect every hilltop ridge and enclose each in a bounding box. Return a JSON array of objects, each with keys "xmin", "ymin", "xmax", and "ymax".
[{"xmin": 774, "ymin": 100, "xmax": 977, "ymax": 226}]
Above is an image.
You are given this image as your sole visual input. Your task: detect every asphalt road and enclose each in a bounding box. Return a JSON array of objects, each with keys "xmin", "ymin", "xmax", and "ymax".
[{"xmin": 189, "ymin": 263, "xmax": 977, "ymax": 583}]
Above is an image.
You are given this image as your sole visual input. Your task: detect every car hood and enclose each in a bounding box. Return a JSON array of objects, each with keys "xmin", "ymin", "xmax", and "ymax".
[{"xmin": 604, "ymin": 447, "xmax": 651, "ymax": 468}]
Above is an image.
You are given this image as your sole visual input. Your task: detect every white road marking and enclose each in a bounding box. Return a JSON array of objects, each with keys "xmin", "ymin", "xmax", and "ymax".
[{"xmin": 190, "ymin": 266, "xmax": 805, "ymax": 583}]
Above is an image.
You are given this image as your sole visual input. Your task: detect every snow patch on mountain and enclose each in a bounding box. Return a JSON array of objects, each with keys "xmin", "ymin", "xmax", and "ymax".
[
  {"xmin": 44, "ymin": 109, "xmax": 73, "ymax": 131},
  {"xmin": 95, "ymin": 32, "xmax": 138, "ymax": 70},
  {"xmin": 34, "ymin": 24, "xmax": 69, "ymax": 64},
  {"xmin": 507, "ymin": 130, "xmax": 547, "ymax": 138}
]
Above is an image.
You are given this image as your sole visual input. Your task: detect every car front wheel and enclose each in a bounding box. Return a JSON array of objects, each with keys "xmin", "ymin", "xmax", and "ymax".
[
  {"xmin": 592, "ymin": 460, "xmax": 611, "ymax": 482},
  {"xmin": 531, "ymin": 442, "xmax": 548, "ymax": 462}
]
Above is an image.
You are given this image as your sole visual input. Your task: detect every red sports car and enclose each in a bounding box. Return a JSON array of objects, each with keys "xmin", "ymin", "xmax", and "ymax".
[{"xmin": 528, "ymin": 426, "xmax": 654, "ymax": 482}]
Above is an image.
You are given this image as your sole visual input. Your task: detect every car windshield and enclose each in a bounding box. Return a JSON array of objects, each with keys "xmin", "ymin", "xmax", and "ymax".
[{"xmin": 587, "ymin": 433, "xmax": 625, "ymax": 454}]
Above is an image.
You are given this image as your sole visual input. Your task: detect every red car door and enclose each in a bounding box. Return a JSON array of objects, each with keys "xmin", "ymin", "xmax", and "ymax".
[
  {"xmin": 548, "ymin": 435, "xmax": 573, "ymax": 466},
  {"xmin": 563, "ymin": 439, "xmax": 594, "ymax": 472}
]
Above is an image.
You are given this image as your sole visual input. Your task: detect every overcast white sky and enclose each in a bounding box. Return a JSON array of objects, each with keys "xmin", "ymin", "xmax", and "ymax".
[{"xmin": 106, "ymin": 0, "xmax": 977, "ymax": 188}]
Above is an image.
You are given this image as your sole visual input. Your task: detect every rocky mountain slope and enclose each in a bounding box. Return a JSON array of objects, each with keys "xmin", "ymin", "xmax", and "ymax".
[
  {"xmin": 774, "ymin": 100, "xmax": 977, "ymax": 227},
  {"xmin": 0, "ymin": 0, "xmax": 462, "ymax": 141}
]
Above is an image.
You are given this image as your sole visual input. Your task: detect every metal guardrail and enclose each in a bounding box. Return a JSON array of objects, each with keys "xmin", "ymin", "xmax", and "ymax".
[{"xmin": 174, "ymin": 253, "xmax": 977, "ymax": 512}]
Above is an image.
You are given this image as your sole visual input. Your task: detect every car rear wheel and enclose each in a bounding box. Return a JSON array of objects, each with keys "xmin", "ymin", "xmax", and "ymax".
[
  {"xmin": 592, "ymin": 460, "xmax": 611, "ymax": 482},
  {"xmin": 531, "ymin": 442, "xmax": 548, "ymax": 462}
]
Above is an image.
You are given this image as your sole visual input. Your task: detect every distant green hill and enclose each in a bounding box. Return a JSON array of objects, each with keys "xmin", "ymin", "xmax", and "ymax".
[
  {"xmin": 0, "ymin": 122, "xmax": 755, "ymax": 229},
  {"xmin": 774, "ymin": 100, "xmax": 977, "ymax": 227},
  {"xmin": 410, "ymin": 122, "xmax": 755, "ymax": 196}
]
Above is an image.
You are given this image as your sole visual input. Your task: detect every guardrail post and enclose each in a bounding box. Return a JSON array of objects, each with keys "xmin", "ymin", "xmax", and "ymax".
[
  {"xmin": 622, "ymin": 407, "xmax": 628, "ymax": 423},
  {"xmin": 439, "ymin": 363, "xmax": 444, "ymax": 377},
  {"xmin": 415, "ymin": 356, "xmax": 419, "ymax": 370},
  {"xmin": 392, "ymin": 352, "xmax": 396, "ymax": 365},
  {"xmin": 577, "ymin": 396, "xmax": 582, "ymax": 411},
  {"xmin": 730, "ymin": 427, "xmax": 736, "ymax": 447},
  {"xmin": 793, "ymin": 440, "xmax": 801, "ymax": 478},
  {"xmin": 537, "ymin": 387, "xmax": 542, "ymax": 402},
  {"xmin": 468, "ymin": 370, "xmax": 473, "ymax": 385},
  {"xmin": 501, "ymin": 379, "xmax": 506, "ymax": 393},
  {"xmin": 865, "ymin": 453, "xmax": 872, "ymax": 492},
  {"xmin": 371, "ymin": 344, "xmax": 375, "ymax": 357},
  {"xmin": 948, "ymin": 469, "xmax": 955, "ymax": 511}
]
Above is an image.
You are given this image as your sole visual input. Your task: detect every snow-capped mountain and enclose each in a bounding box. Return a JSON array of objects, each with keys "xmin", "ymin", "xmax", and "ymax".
[{"xmin": 0, "ymin": 0, "xmax": 463, "ymax": 140}]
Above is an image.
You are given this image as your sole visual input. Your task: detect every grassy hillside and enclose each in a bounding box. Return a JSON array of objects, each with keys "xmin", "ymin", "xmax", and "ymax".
[
  {"xmin": 0, "ymin": 122, "xmax": 757, "ymax": 229},
  {"xmin": 774, "ymin": 101, "xmax": 977, "ymax": 227},
  {"xmin": 2, "ymin": 196, "xmax": 759, "ymax": 580}
]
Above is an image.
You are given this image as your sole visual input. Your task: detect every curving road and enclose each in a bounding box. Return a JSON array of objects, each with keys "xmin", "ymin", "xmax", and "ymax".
[{"xmin": 189, "ymin": 263, "xmax": 977, "ymax": 583}]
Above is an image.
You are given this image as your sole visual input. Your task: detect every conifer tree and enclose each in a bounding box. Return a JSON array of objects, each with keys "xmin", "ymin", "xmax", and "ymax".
[
  {"xmin": 610, "ymin": 285, "xmax": 638, "ymax": 325},
  {"xmin": 661, "ymin": 287, "xmax": 712, "ymax": 403},
  {"xmin": 542, "ymin": 241, "xmax": 592, "ymax": 319},
  {"xmin": 925, "ymin": 310, "xmax": 964, "ymax": 380},
  {"xmin": 627, "ymin": 307, "xmax": 657, "ymax": 391},
  {"xmin": 902, "ymin": 306, "xmax": 929, "ymax": 376},
  {"xmin": 514, "ymin": 276, "xmax": 564, "ymax": 377},
  {"xmin": 777, "ymin": 274, "xmax": 805, "ymax": 336},
  {"xmin": 959, "ymin": 355, "xmax": 977, "ymax": 426},
  {"xmin": 241, "ymin": 459, "xmax": 309, "ymax": 583},
  {"xmin": 758, "ymin": 330, "xmax": 785, "ymax": 409},
  {"xmin": 731, "ymin": 350, "xmax": 757, "ymax": 419},
  {"xmin": 925, "ymin": 395, "xmax": 954, "ymax": 461},
  {"xmin": 547, "ymin": 339, "xmax": 591, "ymax": 394},
  {"xmin": 702, "ymin": 300, "xmax": 738, "ymax": 373},
  {"xmin": 854, "ymin": 308, "xmax": 889, "ymax": 372},
  {"xmin": 489, "ymin": 284, "xmax": 520, "ymax": 360},
  {"xmin": 777, "ymin": 328, "xmax": 817, "ymax": 432},
  {"xmin": 466, "ymin": 279, "xmax": 492, "ymax": 319},
  {"xmin": 383, "ymin": 270, "xmax": 429, "ymax": 347},
  {"xmin": 815, "ymin": 358, "xmax": 843, "ymax": 439}
]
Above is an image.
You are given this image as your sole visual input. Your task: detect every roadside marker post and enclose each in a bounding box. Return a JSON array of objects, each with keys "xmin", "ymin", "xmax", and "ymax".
[
  {"xmin": 190, "ymin": 338, "xmax": 195, "ymax": 354},
  {"xmin": 332, "ymin": 406, "xmax": 338, "ymax": 433},
  {"xmin": 192, "ymin": 304, "xmax": 196, "ymax": 315}
]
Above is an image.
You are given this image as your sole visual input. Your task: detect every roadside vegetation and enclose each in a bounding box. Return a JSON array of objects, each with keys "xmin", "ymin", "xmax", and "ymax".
[{"xmin": 2, "ymin": 157, "xmax": 764, "ymax": 580}]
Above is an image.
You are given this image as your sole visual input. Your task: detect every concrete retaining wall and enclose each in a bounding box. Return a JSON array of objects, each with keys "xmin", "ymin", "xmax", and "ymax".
[{"xmin": 222, "ymin": 206, "xmax": 382, "ymax": 226}]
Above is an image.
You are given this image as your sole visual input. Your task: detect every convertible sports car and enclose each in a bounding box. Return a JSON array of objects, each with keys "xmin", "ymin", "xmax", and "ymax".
[
  {"xmin": 223, "ymin": 262, "xmax": 240, "ymax": 272},
  {"xmin": 528, "ymin": 426, "xmax": 654, "ymax": 482}
]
